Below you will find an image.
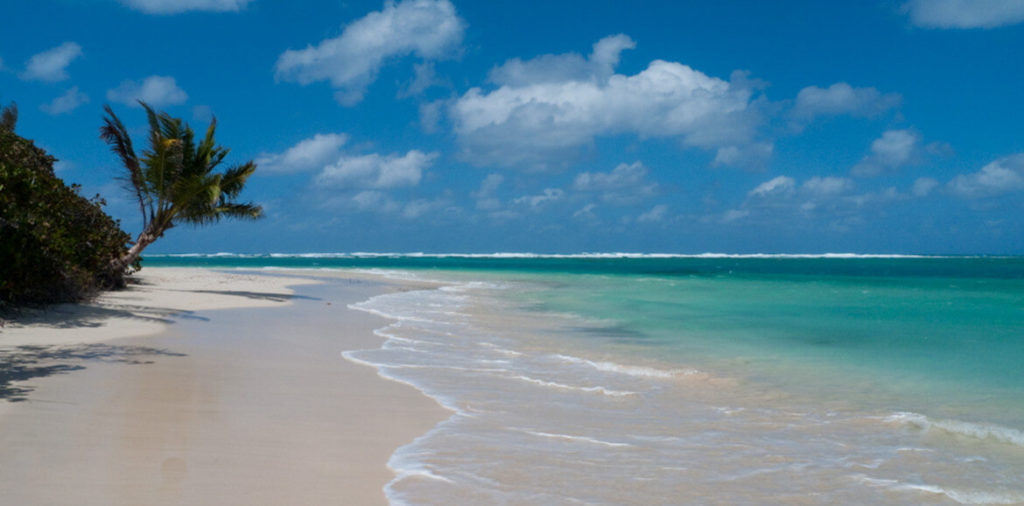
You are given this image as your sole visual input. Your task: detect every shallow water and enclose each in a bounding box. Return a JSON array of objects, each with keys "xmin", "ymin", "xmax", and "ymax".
[
  {"xmin": 347, "ymin": 270, "xmax": 1024, "ymax": 504},
  {"xmin": 148, "ymin": 255, "xmax": 1024, "ymax": 504}
]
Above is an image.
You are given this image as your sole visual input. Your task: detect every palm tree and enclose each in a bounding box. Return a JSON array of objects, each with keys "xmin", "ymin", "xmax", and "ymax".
[{"xmin": 100, "ymin": 102, "xmax": 262, "ymax": 272}]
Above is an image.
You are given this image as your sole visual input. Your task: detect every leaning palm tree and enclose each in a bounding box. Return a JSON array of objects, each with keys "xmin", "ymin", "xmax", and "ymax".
[{"xmin": 101, "ymin": 102, "xmax": 262, "ymax": 272}]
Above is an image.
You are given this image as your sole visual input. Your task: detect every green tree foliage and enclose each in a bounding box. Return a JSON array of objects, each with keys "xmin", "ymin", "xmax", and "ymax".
[
  {"xmin": 101, "ymin": 103, "xmax": 262, "ymax": 270},
  {"xmin": 1, "ymin": 102, "xmax": 16, "ymax": 132},
  {"xmin": 0, "ymin": 128, "xmax": 131, "ymax": 310}
]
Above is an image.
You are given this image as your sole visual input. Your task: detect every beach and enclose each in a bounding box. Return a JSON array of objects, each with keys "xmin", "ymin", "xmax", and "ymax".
[
  {"xmin": 0, "ymin": 268, "xmax": 448, "ymax": 505},
  {"xmin": 3, "ymin": 258, "xmax": 1024, "ymax": 505}
]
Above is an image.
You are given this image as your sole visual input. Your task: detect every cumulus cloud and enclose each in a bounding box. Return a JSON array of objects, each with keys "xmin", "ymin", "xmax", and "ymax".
[
  {"xmin": 912, "ymin": 177, "xmax": 939, "ymax": 197},
  {"xmin": 20, "ymin": 42, "xmax": 82, "ymax": 82},
  {"xmin": 748, "ymin": 175, "xmax": 796, "ymax": 198},
  {"xmin": 451, "ymin": 35, "xmax": 767, "ymax": 170},
  {"xmin": 947, "ymin": 153, "xmax": 1024, "ymax": 198},
  {"xmin": 106, "ymin": 76, "xmax": 188, "ymax": 107},
  {"xmin": 487, "ymin": 33, "xmax": 635, "ymax": 87},
  {"xmin": 419, "ymin": 100, "xmax": 444, "ymax": 133},
  {"xmin": 257, "ymin": 133, "xmax": 348, "ymax": 173},
  {"xmin": 801, "ymin": 176, "xmax": 855, "ymax": 197},
  {"xmin": 572, "ymin": 161, "xmax": 658, "ymax": 205},
  {"xmin": 402, "ymin": 197, "xmax": 451, "ymax": 219},
  {"xmin": 903, "ymin": 0, "xmax": 1024, "ymax": 28},
  {"xmin": 121, "ymin": 0, "xmax": 254, "ymax": 14},
  {"xmin": 350, "ymin": 190, "xmax": 400, "ymax": 214},
  {"xmin": 316, "ymin": 150, "xmax": 437, "ymax": 189},
  {"xmin": 471, "ymin": 173, "xmax": 504, "ymax": 210},
  {"xmin": 401, "ymin": 62, "xmax": 446, "ymax": 97},
  {"xmin": 725, "ymin": 171, "xmax": 944, "ymax": 225},
  {"xmin": 791, "ymin": 82, "xmax": 901, "ymax": 122},
  {"xmin": 851, "ymin": 129, "xmax": 922, "ymax": 177},
  {"xmin": 712, "ymin": 142, "xmax": 773, "ymax": 168},
  {"xmin": 729, "ymin": 174, "xmax": 858, "ymax": 220},
  {"xmin": 573, "ymin": 203, "xmax": 598, "ymax": 220},
  {"xmin": 40, "ymin": 86, "xmax": 89, "ymax": 115},
  {"xmin": 275, "ymin": 0, "xmax": 465, "ymax": 106},
  {"xmin": 637, "ymin": 204, "xmax": 669, "ymax": 223},
  {"xmin": 513, "ymin": 188, "xmax": 564, "ymax": 209},
  {"xmin": 345, "ymin": 190, "xmax": 451, "ymax": 219}
]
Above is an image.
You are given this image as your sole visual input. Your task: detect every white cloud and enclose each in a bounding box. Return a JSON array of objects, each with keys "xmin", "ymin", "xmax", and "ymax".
[
  {"xmin": 106, "ymin": 75, "xmax": 188, "ymax": 107},
  {"xmin": 801, "ymin": 176, "xmax": 855, "ymax": 196},
  {"xmin": 451, "ymin": 35, "xmax": 765, "ymax": 170},
  {"xmin": 912, "ymin": 177, "xmax": 939, "ymax": 197},
  {"xmin": 419, "ymin": 100, "xmax": 444, "ymax": 133},
  {"xmin": 572, "ymin": 161, "xmax": 658, "ymax": 205},
  {"xmin": 121, "ymin": 0, "xmax": 254, "ymax": 14},
  {"xmin": 791, "ymin": 82, "xmax": 901, "ymax": 122},
  {"xmin": 471, "ymin": 173, "xmax": 503, "ymax": 210},
  {"xmin": 487, "ymin": 34, "xmax": 635, "ymax": 87},
  {"xmin": 402, "ymin": 197, "xmax": 449, "ymax": 219},
  {"xmin": 275, "ymin": 0, "xmax": 465, "ymax": 106},
  {"xmin": 40, "ymin": 86, "xmax": 89, "ymax": 115},
  {"xmin": 736, "ymin": 174, "xmax": 857, "ymax": 219},
  {"xmin": 852, "ymin": 129, "xmax": 922, "ymax": 177},
  {"xmin": 350, "ymin": 190, "xmax": 400, "ymax": 213},
  {"xmin": 723, "ymin": 172, "xmax": 936, "ymax": 225},
  {"xmin": 712, "ymin": 142, "xmax": 773, "ymax": 168},
  {"xmin": 719, "ymin": 208, "xmax": 750, "ymax": 224},
  {"xmin": 903, "ymin": 0, "xmax": 1024, "ymax": 28},
  {"xmin": 573, "ymin": 203, "xmax": 598, "ymax": 220},
  {"xmin": 316, "ymin": 149, "xmax": 437, "ymax": 189},
  {"xmin": 257, "ymin": 133, "xmax": 348, "ymax": 173},
  {"xmin": 637, "ymin": 204, "xmax": 669, "ymax": 223},
  {"xmin": 947, "ymin": 153, "xmax": 1024, "ymax": 198},
  {"xmin": 748, "ymin": 175, "xmax": 795, "ymax": 197},
  {"xmin": 401, "ymin": 62, "xmax": 445, "ymax": 97},
  {"xmin": 513, "ymin": 188, "xmax": 564, "ymax": 209},
  {"xmin": 345, "ymin": 190, "xmax": 450, "ymax": 219},
  {"xmin": 21, "ymin": 42, "xmax": 83, "ymax": 82}
]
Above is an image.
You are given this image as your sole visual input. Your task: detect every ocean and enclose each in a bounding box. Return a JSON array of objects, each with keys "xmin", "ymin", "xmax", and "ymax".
[{"xmin": 148, "ymin": 254, "xmax": 1024, "ymax": 504}]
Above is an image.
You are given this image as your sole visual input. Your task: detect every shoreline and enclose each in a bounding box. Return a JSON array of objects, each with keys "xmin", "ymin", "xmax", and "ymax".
[{"xmin": 0, "ymin": 267, "xmax": 449, "ymax": 505}]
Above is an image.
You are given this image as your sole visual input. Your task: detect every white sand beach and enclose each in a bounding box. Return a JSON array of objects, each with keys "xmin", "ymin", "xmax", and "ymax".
[{"xmin": 0, "ymin": 268, "xmax": 448, "ymax": 505}]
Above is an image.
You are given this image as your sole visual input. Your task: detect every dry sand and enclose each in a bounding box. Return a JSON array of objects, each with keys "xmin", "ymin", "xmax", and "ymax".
[{"xmin": 0, "ymin": 268, "xmax": 449, "ymax": 505}]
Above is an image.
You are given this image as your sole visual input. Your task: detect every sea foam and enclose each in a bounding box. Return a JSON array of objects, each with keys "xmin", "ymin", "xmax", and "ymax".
[{"xmin": 885, "ymin": 412, "xmax": 1024, "ymax": 447}]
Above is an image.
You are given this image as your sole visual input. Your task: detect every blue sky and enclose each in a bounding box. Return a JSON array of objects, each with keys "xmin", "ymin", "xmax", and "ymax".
[{"xmin": 3, "ymin": 0, "xmax": 1024, "ymax": 254}]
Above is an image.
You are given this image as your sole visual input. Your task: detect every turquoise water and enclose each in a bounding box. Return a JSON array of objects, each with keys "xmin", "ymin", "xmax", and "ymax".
[
  {"xmin": 150, "ymin": 254, "xmax": 1024, "ymax": 503},
  {"xmin": 149, "ymin": 254, "xmax": 1024, "ymax": 408}
]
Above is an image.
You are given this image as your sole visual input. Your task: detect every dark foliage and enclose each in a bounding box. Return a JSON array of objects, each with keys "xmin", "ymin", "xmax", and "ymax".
[{"xmin": 0, "ymin": 128, "xmax": 132, "ymax": 310}]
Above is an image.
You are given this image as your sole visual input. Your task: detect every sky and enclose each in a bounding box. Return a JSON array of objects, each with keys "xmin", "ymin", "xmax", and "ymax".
[{"xmin": 2, "ymin": 0, "xmax": 1024, "ymax": 254}]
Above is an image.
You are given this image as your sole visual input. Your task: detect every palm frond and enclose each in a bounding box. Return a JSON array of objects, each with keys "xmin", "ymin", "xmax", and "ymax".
[
  {"xmin": 220, "ymin": 161, "xmax": 257, "ymax": 199},
  {"xmin": 215, "ymin": 202, "xmax": 264, "ymax": 221},
  {"xmin": 100, "ymin": 104, "xmax": 151, "ymax": 227}
]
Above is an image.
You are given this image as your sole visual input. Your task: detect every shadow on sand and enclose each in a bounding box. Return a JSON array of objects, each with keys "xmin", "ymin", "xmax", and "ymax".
[
  {"xmin": 0, "ymin": 344, "xmax": 186, "ymax": 402},
  {"xmin": 174, "ymin": 289, "xmax": 320, "ymax": 303},
  {"xmin": 4, "ymin": 302, "xmax": 208, "ymax": 330}
]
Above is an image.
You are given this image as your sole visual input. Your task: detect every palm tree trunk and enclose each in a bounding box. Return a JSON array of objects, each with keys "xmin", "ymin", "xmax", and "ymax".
[{"xmin": 113, "ymin": 230, "xmax": 156, "ymax": 273}]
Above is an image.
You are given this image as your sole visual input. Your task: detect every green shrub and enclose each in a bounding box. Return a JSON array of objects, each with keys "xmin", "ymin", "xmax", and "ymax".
[{"xmin": 0, "ymin": 128, "xmax": 131, "ymax": 310}]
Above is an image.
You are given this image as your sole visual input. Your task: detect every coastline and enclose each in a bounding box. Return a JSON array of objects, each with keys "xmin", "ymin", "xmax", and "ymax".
[{"xmin": 0, "ymin": 267, "xmax": 449, "ymax": 505}]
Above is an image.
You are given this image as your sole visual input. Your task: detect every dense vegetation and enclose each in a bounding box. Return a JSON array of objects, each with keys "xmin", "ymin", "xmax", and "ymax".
[
  {"xmin": 0, "ymin": 100, "xmax": 261, "ymax": 311},
  {"xmin": 0, "ymin": 106, "xmax": 131, "ymax": 310}
]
